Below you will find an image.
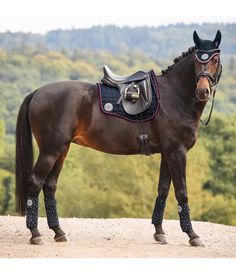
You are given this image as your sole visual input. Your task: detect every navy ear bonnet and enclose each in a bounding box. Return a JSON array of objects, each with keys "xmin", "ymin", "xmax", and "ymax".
[
  {"xmin": 193, "ymin": 30, "xmax": 221, "ymax": 63},
  {"xmin": 195, "ymin": 49, "xmax": 220, "ymax": 63}
]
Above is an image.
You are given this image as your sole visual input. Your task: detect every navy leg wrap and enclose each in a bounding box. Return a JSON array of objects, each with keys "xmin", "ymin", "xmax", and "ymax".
[
  {"xmin": 152, "ymin": 197, "xmax": 166, "ymax": 225},
  {"xmin": 178, "ymin": 203, "xmax": 193, "ymax": 232},
  {"xmin": 45, "ymin": 197, "xmax": 59, "ymax": 229},
  {"xmin": 26, "ymin": 197, "xmax": 38, "ymax": 229}
]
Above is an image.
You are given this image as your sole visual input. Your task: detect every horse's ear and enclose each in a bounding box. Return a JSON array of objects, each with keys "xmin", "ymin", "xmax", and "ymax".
[
  {"xmin": 213, "ymin": 30, "xmax": 222, "ymax": 47},
  {"xmin": 193, "ymin": 30, "xmax": 201, "ymax": 47}
]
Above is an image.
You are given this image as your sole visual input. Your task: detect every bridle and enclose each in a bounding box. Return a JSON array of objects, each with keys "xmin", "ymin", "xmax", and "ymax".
[
  {"xmin": 196, "ymin": 65, "xmax": 222, "ymax": 93},
  {"xmin": 194, "ymin": 49, "xmax": 222, "ymax": 125}
]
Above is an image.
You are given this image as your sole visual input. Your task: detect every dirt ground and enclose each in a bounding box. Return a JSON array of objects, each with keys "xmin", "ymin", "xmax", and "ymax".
[{"xmin": 0, "ymin": 216, "xmax": 235, "ymax": 258}]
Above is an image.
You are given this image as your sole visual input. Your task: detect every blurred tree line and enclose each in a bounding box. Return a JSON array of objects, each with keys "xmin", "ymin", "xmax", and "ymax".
[
  {"xmin": 0, "ymin": 34, "xmax": 236, "ymax": 226},
  {"xmin": 0, "ymin": 23, "xmax": 236, "ymax": 58}
]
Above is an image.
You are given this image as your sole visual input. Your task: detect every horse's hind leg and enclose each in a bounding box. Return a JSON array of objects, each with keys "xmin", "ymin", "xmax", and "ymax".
[
  {"xmin": 152, "ymin": 154, "xmax": 171, "ymax": 244},
  {"xmin": 43, "ymin": 147, "xmax": 69, "ymax": 242},
  {"xmin": 27, "ymin": 153, "xmax": 58, "ymax": 245}
]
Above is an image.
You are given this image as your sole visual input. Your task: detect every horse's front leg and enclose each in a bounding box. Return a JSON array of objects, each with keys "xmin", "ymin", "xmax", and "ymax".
[
  {"xmin": 152, "ymin": 154, "xmax": 171, "ymax": 244},
  {"xmin": 165, "ymin": 147, "xmax": 204, "ymax": 246}
]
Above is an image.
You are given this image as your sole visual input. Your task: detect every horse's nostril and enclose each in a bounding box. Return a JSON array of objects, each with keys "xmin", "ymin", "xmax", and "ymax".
[{"xmin": 204, "ymin": 89, "xmax": 210, "ymax": 97}]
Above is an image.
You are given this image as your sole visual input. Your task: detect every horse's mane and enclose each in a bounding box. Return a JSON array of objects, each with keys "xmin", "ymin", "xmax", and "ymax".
[{"xmin": 162, "ymin": 46, "xmax": 196, "ymax": 75}]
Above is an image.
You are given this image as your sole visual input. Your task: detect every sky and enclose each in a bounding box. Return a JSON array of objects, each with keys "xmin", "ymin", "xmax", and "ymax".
[
  {"xmin": 1, "ymin": 16, "xmax": 236, "ymax": 34},
  {"xmin": 0, "ymin": 0, "xmax": 235, "ymax": 33}
]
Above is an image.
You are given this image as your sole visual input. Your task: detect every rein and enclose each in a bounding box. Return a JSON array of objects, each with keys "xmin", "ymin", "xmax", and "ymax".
[{"xmin": 200, "ymin": 88, "xmax": 216, "ymax": 126}]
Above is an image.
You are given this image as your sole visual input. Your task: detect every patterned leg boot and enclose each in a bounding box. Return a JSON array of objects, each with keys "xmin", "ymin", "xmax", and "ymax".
[
  {"xmin": 152, "ymin": 197, "xmax": 167, "ymax": 244},
  {"xmin": 26, "ymin": 196, "xmax": 43, "ymax": 244},
  {"xmin": 45, "ymin": 197, "xmax": 67, "ymax": 242}
]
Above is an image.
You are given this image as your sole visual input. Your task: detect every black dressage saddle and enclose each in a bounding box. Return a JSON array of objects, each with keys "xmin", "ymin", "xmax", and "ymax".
[{"xmin": 101, "ymin": 65, "xmax": 152, "ymax": 115}]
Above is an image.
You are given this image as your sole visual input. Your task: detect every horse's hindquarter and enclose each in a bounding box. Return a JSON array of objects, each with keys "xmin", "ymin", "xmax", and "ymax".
[{"xmin": 28, "ymin": 81, "xmax": 90, "ymax": 151}]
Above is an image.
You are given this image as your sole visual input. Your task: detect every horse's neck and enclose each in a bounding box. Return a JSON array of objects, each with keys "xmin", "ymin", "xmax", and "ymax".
[
  {"xmin": 169, "ymin": 53, "xmax": 196, "ymax": 96},
  {"xmin": 160, "ymin": 53, "xmax": 207, "ymax": 121}
]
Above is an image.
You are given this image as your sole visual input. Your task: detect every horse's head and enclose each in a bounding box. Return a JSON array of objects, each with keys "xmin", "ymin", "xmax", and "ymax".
[{"xmin": 193, "ymin": 30, "xmax": 222, "ymax": 101}]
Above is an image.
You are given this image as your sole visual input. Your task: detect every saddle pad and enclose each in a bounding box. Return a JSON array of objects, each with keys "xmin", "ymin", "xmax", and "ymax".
[{"xmin": 97, "ymin": 70, "xmax": 160, "ymax": 122}]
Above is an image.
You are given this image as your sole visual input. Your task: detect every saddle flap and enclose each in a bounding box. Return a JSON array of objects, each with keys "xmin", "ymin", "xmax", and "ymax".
[
  {"xmin": 122, "ymin": 77, "xmax": 152, "ymax": 115},
  {"xmin": 139, "ymin": 79, "xmax": 150, "ymax": 102}
]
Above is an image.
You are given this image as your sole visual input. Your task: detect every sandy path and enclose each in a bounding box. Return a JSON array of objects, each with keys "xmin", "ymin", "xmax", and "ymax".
[{"xmin": 0, "ymin": 216, "xmax": 235, "ymax": 258}]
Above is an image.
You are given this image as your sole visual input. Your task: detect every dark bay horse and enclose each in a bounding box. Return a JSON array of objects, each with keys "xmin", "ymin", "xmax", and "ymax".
[{"xmin": 15, "ymin": 30, "xmax": 222, "ymax": 246}]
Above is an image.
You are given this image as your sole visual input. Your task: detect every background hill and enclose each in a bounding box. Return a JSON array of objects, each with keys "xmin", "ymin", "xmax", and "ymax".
[
  {"xmin": 1, "ymin": 23, "xmax": 236, "ymax": 59},
  {"xmin": 0, "ymin": 23, "xmax": 235, "ymax": 226}
]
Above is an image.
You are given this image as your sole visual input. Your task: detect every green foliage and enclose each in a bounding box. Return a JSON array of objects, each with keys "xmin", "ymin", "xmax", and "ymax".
[
  {"xmin": 199, "ymin": 114, "xmax": 236, "ymax": 198},
  {"xmin": 0, "ymin": 170, "xmax": 15, "ymax": 215},
  {"xmin": 0, "ymin": 120, "xmax": 5, "ymax": 156},
  {"xmin": 200, "ymin": 195, "xmax": 236, "ymax": 226},
  {"xmin": 0, "ymin": 120, "xmax": 5, "ymax": 138}
]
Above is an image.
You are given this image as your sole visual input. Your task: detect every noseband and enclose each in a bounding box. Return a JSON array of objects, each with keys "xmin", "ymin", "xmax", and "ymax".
[{"xmin": 196, "ymin": 61, "xmax": 222, "ymax": 92}]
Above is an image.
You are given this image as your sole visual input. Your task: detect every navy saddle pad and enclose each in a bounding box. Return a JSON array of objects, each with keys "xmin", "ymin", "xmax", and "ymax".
[{"xmin": 97, "ymin": 70, "xmax": 160, "ymax": 122}]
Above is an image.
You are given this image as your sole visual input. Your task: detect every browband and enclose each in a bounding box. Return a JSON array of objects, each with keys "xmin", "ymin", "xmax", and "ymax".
[{"xmin": 195, "ymin": 49, "xmax": 220, "ymax": 64}]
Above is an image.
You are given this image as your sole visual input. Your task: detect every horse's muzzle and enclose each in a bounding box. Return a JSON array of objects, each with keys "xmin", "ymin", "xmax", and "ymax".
[{"xmin": 195, "ymin": 88, "xmax": 210, "ymax": 101}]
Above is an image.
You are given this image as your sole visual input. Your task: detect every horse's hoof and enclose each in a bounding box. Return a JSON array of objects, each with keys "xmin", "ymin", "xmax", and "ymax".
[
  {"xmin": 30, "ymin": 236, "xmax": 44, "ymax": 245},
  {"xmin": 54, "ymin": 234, "xmax": 67, "ymax": 242},
  {"xmin": 153, "ymin": 233, "xmax": 167, "ymax": 244},
  {"xmin": 189, "ymin": 237, "xmax": 204, "ymax": 247}
]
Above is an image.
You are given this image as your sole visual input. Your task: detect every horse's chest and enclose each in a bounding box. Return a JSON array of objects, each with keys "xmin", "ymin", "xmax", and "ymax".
[{"xmin": 177, "ymin": 124, "xmax": 198, "ymax": 149}]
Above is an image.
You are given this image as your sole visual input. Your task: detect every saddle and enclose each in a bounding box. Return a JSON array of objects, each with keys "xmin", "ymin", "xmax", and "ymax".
[{"xmin": 101, "ymin": 65, "xmax": 152, "ymax": 115}]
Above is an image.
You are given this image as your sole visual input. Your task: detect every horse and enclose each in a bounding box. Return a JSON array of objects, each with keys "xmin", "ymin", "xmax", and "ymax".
[{"xmin": 15, "ymin": 30, "xmax": 222, "ymax": 246}]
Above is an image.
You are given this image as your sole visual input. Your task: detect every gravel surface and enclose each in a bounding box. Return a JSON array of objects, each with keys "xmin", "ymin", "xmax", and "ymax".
[{"xmin": 0, "ymin": 216, "xmax": 235, "ymax": 258}]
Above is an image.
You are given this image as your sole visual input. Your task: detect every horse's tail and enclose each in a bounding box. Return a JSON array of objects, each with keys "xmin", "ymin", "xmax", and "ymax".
[{"xmin": 15, "ymin": 92, "xmax": 35, "ymax": 216}]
